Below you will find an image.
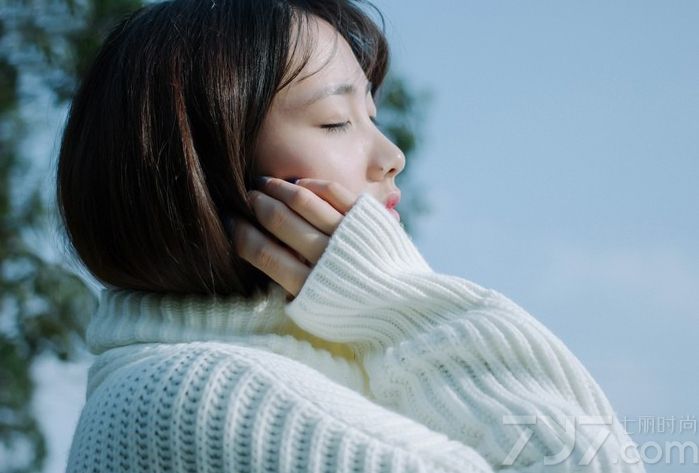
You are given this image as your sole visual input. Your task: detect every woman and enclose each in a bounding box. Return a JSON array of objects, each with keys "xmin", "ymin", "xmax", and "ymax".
[{"xmin": 59, "ymin": 0, "xmax": 646, "ymax": 471}]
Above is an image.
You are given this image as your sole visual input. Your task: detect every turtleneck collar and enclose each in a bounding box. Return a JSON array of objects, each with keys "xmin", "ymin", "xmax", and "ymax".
[{"xmin": 86, "ymin": 282, "xmax": 294, "ymax": 354}]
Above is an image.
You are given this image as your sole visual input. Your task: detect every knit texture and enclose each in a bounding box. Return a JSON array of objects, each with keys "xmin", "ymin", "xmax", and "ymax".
[{"xmin": 65, "ymin": 192, "xmax": 647, "ymax": 473}]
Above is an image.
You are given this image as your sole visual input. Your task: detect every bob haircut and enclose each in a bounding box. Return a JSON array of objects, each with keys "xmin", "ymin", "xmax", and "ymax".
[{"xmin": 57, "ymin": 0, "xmax": 389, "ymax": 297}]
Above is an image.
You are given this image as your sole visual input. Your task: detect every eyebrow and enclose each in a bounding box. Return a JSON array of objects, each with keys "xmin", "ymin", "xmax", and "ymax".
[{"xmin": 297, "ymin": 80, "xmax": 373, "ymax": 108}]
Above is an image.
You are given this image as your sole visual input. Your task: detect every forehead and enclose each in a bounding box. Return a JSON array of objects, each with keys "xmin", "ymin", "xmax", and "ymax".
[{"xmin": 275, "ymin": 16, "xmax": 369, "ymax": 111}]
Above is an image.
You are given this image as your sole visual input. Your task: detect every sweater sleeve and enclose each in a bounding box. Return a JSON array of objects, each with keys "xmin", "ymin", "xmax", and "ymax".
[
  {"xmin": 284, "ymin": 192, "xmax": 646, "ymax": 473},
  {"xmin": 66, "ymin": 342, "xmax": 497, "ymax": 473}
]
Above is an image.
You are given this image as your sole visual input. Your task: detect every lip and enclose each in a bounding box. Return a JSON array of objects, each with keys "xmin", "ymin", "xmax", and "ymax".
[{"xmin": 384, "ymin": 190, "xmax": 401, "ymax": 210}]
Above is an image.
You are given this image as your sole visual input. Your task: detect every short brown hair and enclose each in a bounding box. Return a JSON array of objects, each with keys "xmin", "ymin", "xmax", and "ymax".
[{"xmin": 56, "ymin": 0, "xmax": 389, "ymax": 296}]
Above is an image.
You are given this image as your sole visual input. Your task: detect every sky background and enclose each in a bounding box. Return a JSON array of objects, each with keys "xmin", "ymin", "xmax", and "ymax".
[
  {"xmin": 369, "ymin": 2, "xmax": 699, "ymax": 471},
  {"xmin": 24, "ymin": 1, "xmax": 698, "ymax": 472}
]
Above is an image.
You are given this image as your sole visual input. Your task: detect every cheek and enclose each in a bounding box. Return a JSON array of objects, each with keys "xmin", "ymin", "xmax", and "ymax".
[
  {"xmin": 256, "ymin": 131, "xmax": 321, "ymax": 177},
  {"xmin": 254, "ymin": 119, "xmax": 306, "ymax": 175},
  {"xmin": 257, "ymin": 128, "xmax": 365, "ymax": 183}
]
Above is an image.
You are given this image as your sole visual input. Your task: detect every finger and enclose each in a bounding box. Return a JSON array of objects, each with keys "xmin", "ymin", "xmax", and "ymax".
[
  {"xmin": 293, "ymin": 178, "xmax": 357, "ymax": 216},
  {"xmin": 232, "ymin": 218, "xmax": 311, "ymax": 298},
  {"xmin": 256, "ymin": 177, "xmax": 343, "ymax": 235},
  {"xmin": 248, "ymin": 190, "xmax": 330, "ymax": 264}
]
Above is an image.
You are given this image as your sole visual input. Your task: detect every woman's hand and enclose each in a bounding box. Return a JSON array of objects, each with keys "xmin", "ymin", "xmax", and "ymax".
[{"xmin": 230, "ymin": 176, "xmax": 358, "ymax": 301}]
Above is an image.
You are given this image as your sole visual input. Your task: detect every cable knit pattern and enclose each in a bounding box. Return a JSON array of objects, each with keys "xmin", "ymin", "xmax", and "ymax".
[
  {"xmin": 285, "ymin": 193, "xmax": 646, "ymax": 472},
  {"xmin": 65, "ymin": 192, "xmax": 646, "ymax": 473}
]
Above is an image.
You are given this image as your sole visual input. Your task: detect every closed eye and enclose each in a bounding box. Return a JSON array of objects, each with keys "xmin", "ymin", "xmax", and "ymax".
[
  {"xmin": 321, "ymin": 121, "xmax": 351, "ymax": 134},
  {"xmin": 321, "ymin": 116, "xmax": 380, "ymax": 134}
]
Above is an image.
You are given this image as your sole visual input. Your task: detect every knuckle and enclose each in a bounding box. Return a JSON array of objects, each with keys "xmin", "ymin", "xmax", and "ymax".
[
  {"xmin": 265, "ymin": 204, "xmax": 288, "ymax": 233},
  {"xmin": 254, "ymin": 244, "xmax": 277, "ymax": 273},
  {"xmin": 289, "ymin": 187, "xmax": 313, "ymax": 208},
  {"xmin": 325, "ymin": 181, "xmax": 342, "ymax": 195}
]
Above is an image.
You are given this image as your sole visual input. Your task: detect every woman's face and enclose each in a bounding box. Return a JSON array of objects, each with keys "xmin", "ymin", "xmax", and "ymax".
[{"xmin": 254, "ymin": 16, "xmax": 405, "ymax": 208}]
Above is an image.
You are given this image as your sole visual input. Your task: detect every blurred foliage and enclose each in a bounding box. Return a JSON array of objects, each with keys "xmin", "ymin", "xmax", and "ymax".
[
  {"xmin": 0, "ymin": 1, "xmax": 430, "ymax": 471},
  {"xmin": 0, "ymin": 1, "xmax": 143, "ymax": 471}
]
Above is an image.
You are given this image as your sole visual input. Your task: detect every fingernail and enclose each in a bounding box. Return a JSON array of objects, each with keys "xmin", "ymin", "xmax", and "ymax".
[
  {"xmin": 284, "ymin": 176, "xmax": 300, "ymax": 184},
  {"xmin": 254, "ymin": 176, "xmax": 269, "ymax": 189}
]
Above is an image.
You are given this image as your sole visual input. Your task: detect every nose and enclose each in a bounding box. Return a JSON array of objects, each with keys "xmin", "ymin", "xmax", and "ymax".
[{"xmin": 368, "ymin": 127, "xmax": 406, "ymax": 180}]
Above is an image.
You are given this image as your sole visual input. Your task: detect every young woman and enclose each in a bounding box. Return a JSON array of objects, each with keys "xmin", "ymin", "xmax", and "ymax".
[{"xmin": 58, "ymin": 0, "xmax": 646, "ymax": 471}]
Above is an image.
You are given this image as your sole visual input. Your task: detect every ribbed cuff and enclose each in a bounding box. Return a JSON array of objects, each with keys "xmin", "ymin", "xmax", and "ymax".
[{"xmin": 283, "ymin": 192, "xmax": 493, "ymax": 351}]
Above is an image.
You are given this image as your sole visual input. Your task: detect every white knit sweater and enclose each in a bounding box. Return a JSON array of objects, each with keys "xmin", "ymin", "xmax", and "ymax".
[{"xmin": 66, "ymin": 192, "xmax": 646, "ymax": 473}]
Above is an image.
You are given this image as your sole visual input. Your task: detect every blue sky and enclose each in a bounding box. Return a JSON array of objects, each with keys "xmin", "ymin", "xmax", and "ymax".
[
  {"xmin": 371, "ymin": 1, "xmax": 698, "ymax": 470},
  {"xmin": 22, "ymin": 1, "xmax": 698, "ymax": 472}
]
